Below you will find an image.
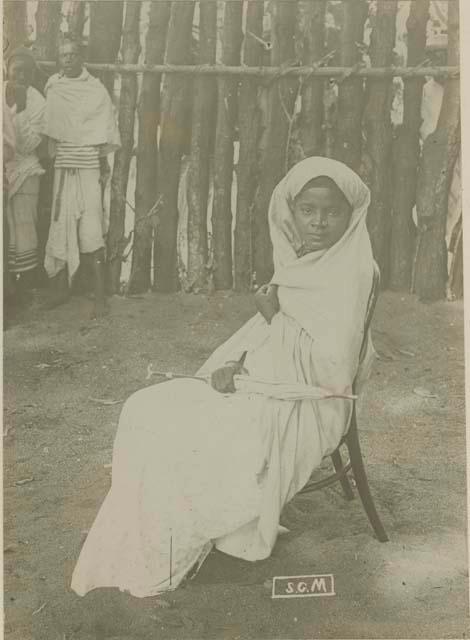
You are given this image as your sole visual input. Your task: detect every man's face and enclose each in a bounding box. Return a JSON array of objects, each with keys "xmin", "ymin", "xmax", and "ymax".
[
  {"xmin": 59, "ymin": 42, "xmax": 82, "ymax": 78},
  {"xmin": 292, "ymin": 186, "xmax": 352, "ymax": 252}
]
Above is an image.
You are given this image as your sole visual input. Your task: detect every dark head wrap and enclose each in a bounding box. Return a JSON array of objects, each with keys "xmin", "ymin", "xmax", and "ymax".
[
  {"xmin": 293, "ymin": 175, "xmax": 352, "ymax": 213},
  {"xmin": 7, "ymin": 46, "xmax": 38, "ymax": 72},
  {"xmin": 6, "ymin": 46, "xmax": 48, "ymax": 93}
]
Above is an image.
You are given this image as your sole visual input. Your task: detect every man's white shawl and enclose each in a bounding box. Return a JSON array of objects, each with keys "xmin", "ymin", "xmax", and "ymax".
[{"xmin": 42, "ymin": 68, "xmax": 120, "ymax": 152}]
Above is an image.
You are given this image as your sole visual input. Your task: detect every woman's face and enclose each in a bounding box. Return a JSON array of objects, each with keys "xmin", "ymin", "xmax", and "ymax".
[
  {"xmin": 292, "ymin": 184, "xmax": 352, "ymax": 252},
  {"xmin": 8, "ymin": 58, "xmax": 31, "ymax": 87}
]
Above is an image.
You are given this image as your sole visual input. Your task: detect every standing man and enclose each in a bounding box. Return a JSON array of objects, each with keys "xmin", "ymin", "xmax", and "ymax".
[{"xmin": 43, "ymin": 37, "xmax": 120, "ymax": 318}]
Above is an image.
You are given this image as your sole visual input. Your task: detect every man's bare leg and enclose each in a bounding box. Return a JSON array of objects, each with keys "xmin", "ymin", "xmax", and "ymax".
[
  {"xmin": 45, "ymin": 268, "xmax": 69, "ymax": 309},
  {"xmin": 89, "ymin": 248, "xmax": 108, "ymax": 318}
]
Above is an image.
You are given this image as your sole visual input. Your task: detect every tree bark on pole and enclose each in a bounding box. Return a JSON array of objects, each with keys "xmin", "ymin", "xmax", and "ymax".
[
  {"xmin": 185, "ymin": 1, "xmax": 217, "ymax": 291},
  {"xmin": 34, "ymin": 1, "xmax": 62, "ymax": 62},
  {"xmin": 88, "ymin": 1, "xmax": 124, "ymax": 95},
  {"xmin": 153, "ymin": 1, "xmax": 195, "ymax": 293},
  {"xmin": 234, "ymin": 0, "xmax": 264, "ymax": 292},
  {"xmin": 211, "ymin": 1, "xmax": 243, "ymax": 290},
  {"xmin": 389, "ymin": 0, "xmax": 429, "ymax": 291},
  {"xmin": 3, "ymin": 0, "xmax": 28, "ymax": 57},
  {"xmin": 129, "ymin": 0, "xmax": 171, "ymax": 294},
  {"xmin": 323, "ymin": 6, "xmax": 341, "ymax": 161},
  {"xmin": 448, "ymin": 218, "xmax": 463, "ymax": 299},
  {"xmin": 297, "ymin": 0, "xmax": 326, "ymax": 159},
  {"xmin": 64, "ymin": 1, "xmax": 86, "ymax": 40},
  {"xmin": 361, "ymin": 0, "xmax": 398, "ymax": 286},
  {"xmin": 106, "ymin": 1, "xmax": 142, "ymax": 294},
  {"xmin": 333, "ymin": 0, "xmax": 368, "ymax": 170},
  {"xmin": 33, "ymin": 1, "xmax": 62, "ymax": 284},
  {"xmin": 34, "ymin": 61, "xmax": 459, "ymax": 79},
  {"xmin": 412, "ymin": 2, "xmax": 460, "ymax": 302},
  {"xmin": 253, "ymin": 0, "xmax": 297, "ymax": 285}
]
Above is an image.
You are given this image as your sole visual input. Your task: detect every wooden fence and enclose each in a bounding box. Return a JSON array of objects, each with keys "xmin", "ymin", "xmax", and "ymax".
[{"xmin": 4, "ymin": 0, "xmax": 462, "ymax": 301}]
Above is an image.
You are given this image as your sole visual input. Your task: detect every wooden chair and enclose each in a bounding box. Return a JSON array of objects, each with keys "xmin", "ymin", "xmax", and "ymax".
[{"xmin": 299, "ymin": 261, "xmax": 389, "ymax": 543}]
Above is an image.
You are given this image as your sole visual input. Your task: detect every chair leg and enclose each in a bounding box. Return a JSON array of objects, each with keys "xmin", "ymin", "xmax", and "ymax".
[
  {"xmin": 331, "ymin": 449, "xmax": 355, "ymax": 501},
  {"xmin": 346, "ymin": 410, "xmax": 389, "ymax": 542}
]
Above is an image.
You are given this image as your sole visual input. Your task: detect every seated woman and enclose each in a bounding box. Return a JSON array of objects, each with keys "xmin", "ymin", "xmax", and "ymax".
[{"xmin": 71, "ymin": 157, "xmax": 376, "ymax": 598}]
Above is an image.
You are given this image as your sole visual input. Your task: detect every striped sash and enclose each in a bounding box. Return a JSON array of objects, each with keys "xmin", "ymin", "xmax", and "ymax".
[{"xmin": 55, "ymin": 143, "xmax": 100, "ymax": 170}]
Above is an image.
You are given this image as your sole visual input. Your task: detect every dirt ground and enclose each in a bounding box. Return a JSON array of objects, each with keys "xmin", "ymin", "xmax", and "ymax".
[{"xmin": 3, "ymin": 288, "xmax": 469, "ymax": 640}]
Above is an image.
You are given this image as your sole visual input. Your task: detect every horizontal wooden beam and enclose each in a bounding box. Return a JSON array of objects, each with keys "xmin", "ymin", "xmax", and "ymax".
[{"xmin": 37, "ymin": 61, "xmax": 459, "ymax": 79}]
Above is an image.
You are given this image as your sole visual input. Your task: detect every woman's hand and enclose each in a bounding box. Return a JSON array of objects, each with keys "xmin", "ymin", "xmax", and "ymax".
[
  {"xmin": 5, "ymin": 83, "xmax": 27, "ymax": 113},
  {"xmin": 254, "ymin": 284, "xmax": 279, "ymax": 324},
  {"xmin": 14, "ymin": 85, "xmax": 27, "ymax": 113},
  {"xmin": 211, "ymin": 364, "xmax": 238, "ymax": 393},
  {"xmin": 211, "ymin": 356, "xmax": 248, "ymax": 394},
  {"xmin": 5, "ymin": 82, "xmax": 16, "ymax": 108},
  {"xmin": 36, "ymin": 137, "xmax": 49, "ymax": 161}
]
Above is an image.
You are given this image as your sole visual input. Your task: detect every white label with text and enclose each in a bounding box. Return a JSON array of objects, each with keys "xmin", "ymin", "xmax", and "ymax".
[{"xmin": 272, "ymin": 574, "xmax": 335, "ymax": 598}]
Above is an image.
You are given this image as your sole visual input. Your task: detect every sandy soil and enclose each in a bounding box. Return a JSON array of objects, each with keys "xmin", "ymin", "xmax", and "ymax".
[{"xmin": 3, "ymin": 289, "xmax": 469, "ymax": 640}]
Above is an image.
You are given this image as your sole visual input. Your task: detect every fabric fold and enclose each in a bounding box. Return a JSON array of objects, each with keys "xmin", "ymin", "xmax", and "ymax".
[
  {"xmin": 4, "ymin": 86, "xmax": 45, "ymax": 198},
  {"xmin": 71, "ymin": 157, "xmax": 376, "ymax": 598},
  {"xmin": 43, "ymin": 69, "xmax": 120, "ymax": 153}
]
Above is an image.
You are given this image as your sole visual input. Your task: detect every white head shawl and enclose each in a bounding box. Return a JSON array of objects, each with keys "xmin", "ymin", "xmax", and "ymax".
[
  {"xmin": 199, "ymin": 157, "xmax": 374, "ymax": 380},
  {"xmin": 270, "ymin": 155, "xmax": 372, "ymax": 279},
  {"xmin": 266, "ymin": 158, "xmax": 374, "ymax": 368}
]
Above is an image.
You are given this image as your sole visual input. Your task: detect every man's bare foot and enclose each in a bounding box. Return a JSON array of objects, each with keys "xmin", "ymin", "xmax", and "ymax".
[
  {"xmin": 43, "ymin": 291, "xmax": 70, "ymax": 310},
  {"xmin": 90, "ymin": 300, "xmax": 109, "ymax": 320}
]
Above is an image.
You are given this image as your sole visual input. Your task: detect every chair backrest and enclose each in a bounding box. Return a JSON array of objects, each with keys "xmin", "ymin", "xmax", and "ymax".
[{"xmin": 357, "ymin": 261, "xmax": 381, "ymax": 368}]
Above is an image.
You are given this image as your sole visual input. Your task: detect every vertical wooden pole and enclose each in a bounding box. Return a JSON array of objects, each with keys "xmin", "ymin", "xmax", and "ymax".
[
  {"xmin": 253, "ymin": 0, "xmax": 297, "ymax": 285},
  {"xmin": 106, "ymin": 1, "xmax": 141, "ymax": 294},
  {"xmin": 234, "ymin": 0, "xmax": 264, "ymax": 292},
  {"xmin": 3, "ymin": 0, "xmax": 28, "ymax": 57},
  {"xmin": 153, "ymin": 1, "xmax": 195, "ymax": 293},
  {"xmin": 323, "ymin": 1, "xmax": 343, "ymax": 158},
  {"xmin": 389, "ymin": 0, "xmax": 430, "ymax": 291},
  {"xmin": 211, "ymin": 1, "xmax": 243, "ymax": 290},
  {"xmin": 297, "ymin": 0, "xmax": 326, "ymax": 159},
  {"xmin": 448, "ymin": 218, "xmax": 463, "ymax": 299},
  {"xmin": 34, "ymin": 1, "xmax": 63, "ymax": 285},
  {"xmin": 333, "ymin": 0, "xmax": 368, "ymax": 170},
  {"xmin": 34, "ymin": 0, "xmax": 62, "ymax": 62},
  {"xmin": 88, "ymin": 0, "xmax": 124, "ymax": 95},
  {"xmin": 64, "ymin": 0, "xmax": 86, "ymax": 40},
  {"xmin": 129, "ymin": 1, "xmax": 171, "ymax": 294},
  {"xmin": 186, "ymin": 1, "xmax": 217, "ymax": 291},
  {"xmin": 413, "ymin": 1, "xmax": 460, "ymax": 301},
  {"xmin": 361, "ymin": 0, "xmax": 398, "ymax": 286}
]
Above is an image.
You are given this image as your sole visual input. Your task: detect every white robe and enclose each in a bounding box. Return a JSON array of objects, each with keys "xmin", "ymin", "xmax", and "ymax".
[
  {"xmin": 4, "ymin": 86, "xmax": 45, "ymax": 198},
  {"xmin": 71, "ymin": 157, "xmax": 376, "ymax": 598}
]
